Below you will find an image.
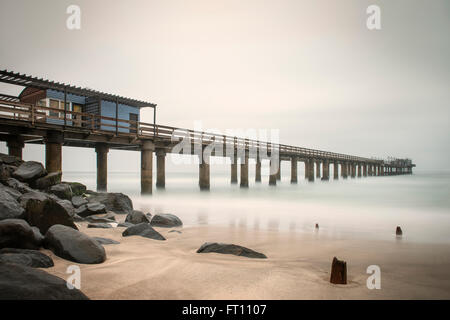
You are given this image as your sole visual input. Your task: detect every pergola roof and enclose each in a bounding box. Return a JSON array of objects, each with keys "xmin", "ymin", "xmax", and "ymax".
[{"xmin": 0, "ymin": 69, "xmax": 156, "ymax": 109}]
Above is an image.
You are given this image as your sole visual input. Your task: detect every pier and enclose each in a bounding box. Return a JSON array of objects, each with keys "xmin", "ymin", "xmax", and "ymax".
[{"xmin": 0, "ymin": 70, "xmax": 415, "ymax": 194}]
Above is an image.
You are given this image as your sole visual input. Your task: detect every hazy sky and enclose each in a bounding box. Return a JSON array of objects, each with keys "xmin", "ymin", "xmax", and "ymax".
[{"xmin": 0, "ymin": 0, "xmax": 449, "ymax": 172}]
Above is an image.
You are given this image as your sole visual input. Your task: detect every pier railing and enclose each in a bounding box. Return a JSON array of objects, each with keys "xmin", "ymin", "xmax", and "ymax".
[{"xmin": 0, "ymin": 98, "xmax": 382, "ymax": 164}]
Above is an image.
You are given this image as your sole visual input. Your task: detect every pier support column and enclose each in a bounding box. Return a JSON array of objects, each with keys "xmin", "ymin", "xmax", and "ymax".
[
  {"xmin": 380, "ymin": 166, "xmax": 384, "ymax": 176},
  {"xmin": 255, "ymin": 155, "xmax": 261, "ymax": 183},
  {"xmin": 333, "ymin": 162, "xmax": 339, "ymax": 180},
  {"xmin": 316, "ymin": 161, "xmax": 321, "ymax": 179},
  {"xmin": 141, "ymin": 141, "xmax": 154, "ymax": 194},
  {"xmin": 357, "ymin": 164, "xmax": 362, "ymax": 177},
  {"xmin": 231, "ymin": 153, "xmax": 238, "ymax": 184},
  {"xmin": 304, "ymin": 161, "xmax": 309, "ymax": 180},
  {"xmin": 240, "ymin": 150, "xmax": 249, "ymax": 188},
  {"xmin": 269, "ymin": 158, "xmax": 277, "ymax": 186},
  {"xmin": 308, "ymin": 159, "xmax": 315, "ymax": 182},
  {"xmin": 95, "ymin": 143, "xmax": 109, "ymax": 192},
  {"xmin": 199, "ymin": 145, "xmax": 210, "ymax": 190},
  {"xmin": 290, "ymin": 157, "xmax": 298, "ymax": 184},
  {"xmin": 45, "ymin": 131, "xmax": 63, "ymax": 174},
  {"xmin": 363, "ymin": 164, "xmax": 367, "ymax": 177},
  {"xmin": 342, "ymin": 162, "xmax": 348, "ymax": 179},
  {"xmin": 156, "ymin": 148, "xmax": 166, "ymax": 189},
  {"xmin": 7, "ymin": 136, "xmax": 24, "ymax": 160},
  {"xmin": 322, "ymin": 160, "xmax": 329, "ymax": 180},
  {"xmin": 276, "ymin": 159, "xmax": 281, "ymax": 181},
  {"xmin": 351, "ymin": 163, "xmax": 356, "ymax": 178}
]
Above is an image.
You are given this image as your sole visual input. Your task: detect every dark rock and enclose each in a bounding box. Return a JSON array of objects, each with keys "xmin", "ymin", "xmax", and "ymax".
[
  {"xmin": 150, "ymin": 213, "xmax": 183, "ymax": 228},
  {"xmin": 32, "ymin": 172, "xmax": 62, "ymax": 190},
  {"xmin": 125, "ymin": 210, "xmax": 151, "ymax": 224},
  {"xmin": 0, "ymin": 219, "xmax": 43, "ymax": 249},
  {"xmin": 0, "ymin": 164, "xmax": 17, "ymax": 182},
  {"xmin": 92, "ymin": 237, "xmax": 120, "ymax": 245},
  {"xmin": 71, "ymin": 195, "xmax": 88, "ymax": 208},
  {"xmin": 75, "ymin": 202, "xmax": 107, "ymax": 217},
  {"xmin": 64, "ymin": 182, "xmax": 87, "ymax": 196},
  {"xmin": 0, "ymin": 152, "xmax": 23, "ymax": 166},
  {"xmin": 73, "ymin": 214, "xmax": 84, "ymax": 222},
  {"xmin": 168, "ymin": 230, "xmax": 182, "ymax": 234},
  {"xmin": 396, "ymin": 226, "xmax": 403, "ymax": 236},
  {"xmin": 19, "ymin": 190, "xmax": 49, "ymax": 209},
  {"xmin": 122, "ymin": 223, "xmax": 166, "ymax": 241},
  {"xmin": 0, "ymin": 263, "xmax": 88, "ymax": 300},
  {"xmin": 117, "ymin": 222, "xmax": 134, "ymax": 228},
  {"xmin": 86, "ymin": 192, "xmax": 133, "ymax": 214},
  {"xmin": 0, "ymin": 189, "xmax": 25, "ymax": 220},
  {"xmin": 330, "ymin": 257, "xmax": 347, "ymax": 284},
  {"xmin": 44, "ymin": 225, "xmax": 106, "ymax": 264},
  {"xmin": 197, "ymin": 242, "xmax": 267, "ymax": 259},
  {"xmin": 56, "ymin": 199, "xmax": 75, "ymax": 217},
  {"xmin": 0, "ymin": 183, "xmax": 22, "ymax": 200},
  {"xmin": 85, "ymin": 215, "xmax": 115, "ymax": 223},
  {"xmin": 4, "ymin": 177, "xmax": 34, "ymax": 194},
  {"xmin": 87, "ymin": 223, "xmax": 113, "ymax": 229},
  {"xmin": 49, "ymin": 183, "xmax": 73, "ymax": 200},
  {"xmin": 31, "ymin": 226, "xmax": 45, "ymax": 244},
  {"xmin": 25, "ymin": 197, "xmax": 78, "ymax": 234},
  {"xmin": 12, "ymin": 161, "xmax": 47, "ymax": 182},
  {"xmin": 0, "ymin": 248, "xmax": 54, "ymax": 268}
]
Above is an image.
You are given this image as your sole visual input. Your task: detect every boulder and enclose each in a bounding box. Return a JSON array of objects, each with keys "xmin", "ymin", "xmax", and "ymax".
[
  {"xmin": 330, "ymin": 257, "xmax": 347, "ymax": 284},
  {"xmin": 0, "ymin": 152, "xmax": 23, "ymax": 166},
  {"xmin": 0, "ymin": 163, "xmax": 17, "ymax": 182},
  {"xmin": 25, "ymin": 197, "xmax": 78, "ymax": 234},
  {"xmin": 55, "ymin": 199, "xmax": 75, "ymax": 218},
  {"xmin": 86, "ymin": 191, "xmax": 133, "ymax": 214},
  {"xmin": 122, "ymin": 223, "xmax": 166, "ymax": 241},
  {"xmin": 0, "ymin": 263, "xmax": 88, "ymax": 300},
  {"xmin": 168, "ymin": 230, "xmax": 182, "ymax": 234},
  {"xmin": 12, "ymin": 161, "xmax": 47, "ymax": 182},
  {"xmin": 92, "ymin": 237, "xmax": 120, "ymax": 245},
  {"xmin": 19, "ymin": 191, "xmax": 49, "ymax": 209},
  {"xmin": 0, "ymin": 183, "xmax": 22, "ymax": 200},
  {"xmin": 44, "ymin": 225, "xmax": 106, "ymax": 264},
  {"xmin": 150, "ymin": 213, "xmax": 183, "ymax": 228},
  {"xmin": 49, "ymin": 183, "xmax": 73, "ymax": 200},
  {"xmin": 85, "ymin": 215, "xmax": 115, "ymax": 223},
  {"xmin": 0, "ymin": 248, "xmax": 54, "ymax": 268},
  {"xmin": 64, "ymin": 182, "xmax": 87, "ymax": 196},
  {"xmin": 32, "ymin": 172, "xmax": 62, "ymax": 190},
  {"xmin": 75, "ymin": 202, "xmax": 107, "ymax": 217},
  {"xmin": 73, "ymin": 214, "xmax": 84, "ymax": 222},
  {"xmin": 196, "ymin": 242, "xmax": 267, "ymax": 259},
  {"xmin": 0, "ymin": 189, "xmax": 25, "ymax": 220},
  {"xmin": 117, "ymin": 222, "xmax": 134, "ymax": 228},
  {"xmin": 0, "ymin": 219, "xmax": 43, "ymax": 249},
  {"xmin": 125, "ymin": 210, "xmax": 151, "ymax": 224},
  {"xmin": 87, "ymin": 223, "xmax": 113, "ymax": 229},
  {"xmin": 71, "ymin": 195, "xmax": 88, "ymax": 208},
  {"xmin": 4, "ymin": 177, "xmax": 34, "ymax": 194}
]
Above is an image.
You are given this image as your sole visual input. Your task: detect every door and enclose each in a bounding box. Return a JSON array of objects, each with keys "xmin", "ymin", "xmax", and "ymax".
[{"xmin": 129, "ymin": 113, "xmax": 138, "ymax": 134}]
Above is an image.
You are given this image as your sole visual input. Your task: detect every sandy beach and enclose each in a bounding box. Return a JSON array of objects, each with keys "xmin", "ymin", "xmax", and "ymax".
[{"xmin": 43, "ymin": 219, "xmax": 450, "ymax": 300}]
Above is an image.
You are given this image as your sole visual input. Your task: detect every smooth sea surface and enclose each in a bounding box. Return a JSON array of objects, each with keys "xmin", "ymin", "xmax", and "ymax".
[{"xmin": 63, "ymin": 168, "xmax": 450, "ymax": 244}]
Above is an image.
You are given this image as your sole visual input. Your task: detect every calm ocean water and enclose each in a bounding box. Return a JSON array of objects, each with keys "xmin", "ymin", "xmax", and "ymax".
[{"xmin": 62, "ymin": 169, "xmax": 450, "ymax": 244}]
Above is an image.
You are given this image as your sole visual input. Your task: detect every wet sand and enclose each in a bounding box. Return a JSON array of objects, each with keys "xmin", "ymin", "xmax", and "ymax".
[{"xmin": 42, "ymin": 220, "xmax": 450, "ymax": 300}]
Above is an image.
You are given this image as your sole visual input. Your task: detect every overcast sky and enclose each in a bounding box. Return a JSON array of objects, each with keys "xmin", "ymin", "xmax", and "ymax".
[{"xmin": 0, "ymin": 0, "xmax": 449, "ymax": 172}]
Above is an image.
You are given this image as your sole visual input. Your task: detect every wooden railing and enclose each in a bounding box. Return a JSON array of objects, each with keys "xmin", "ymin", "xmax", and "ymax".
[{"xmin": 0, "ymin": 99, "xmax": 382, "ymax": 164}]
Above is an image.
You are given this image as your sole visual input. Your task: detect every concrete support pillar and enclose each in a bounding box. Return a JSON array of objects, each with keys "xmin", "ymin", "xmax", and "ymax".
[
  {"xmin": 240, "ymin": 150, "xmax": 249, "ymax": 188},
  {"xmin": 308, "ymin": 159, "xmax": 315, "ymax": 182},
  {"xmin": 255, "ymin": 155, "xmax": 261, "ymax": 183},
  {"xmin": 363, "ymin": 164, "xmax": 367, "ymax": 177},
  {"xmin": 95, "ymin": 143, "xmax": 109, "ymax": 192},
  {"xmin": 45, "ymin": 131, "xmax": 63, "ymax": 174},
  {"xmin": 333, "ymin": 162, "xmax": 339, "ymax": 180},
  {"xmin": 269, "ymin": 158, "xmax": 277, "ymax": 186},
  {"xmin": 290, "ymin": 157, "xmax": 298, "ymax": 184},
  {"xmin": 199, "ymin": 145, "xmax": 210, "ymax": 190},
  {"xmin": 156, "ymin": 148, "xmax": 166, "ymax": 189},
  {"xmin": 141, "ymin": 141, "xmax": 154, "ymax": 194},
  {"xmin": 342, "ymin": 162, "xmax": 348, "ymax": 179},
  {"xmin": 357, "ymin": 164, "xmax": 362, "ymax": 177},
  {"xmin": 7, "ymin": 136, "xmax": 24, "ymax": 160},
  {"xmin": 316, "ymin": 161, "xmax": 321, "ymax": 179},
  {"xmin": 304, "ymin": 161, "xmax": 309, "ymax": 180},
  {"xmin": 276, "ymin": 159, "xmax": 281, "ymax": 181},
  {"xmin": 380, "ymin": 166, "xmax": 384, "ymax": 176},
  {"xmin": 368, "ymin": 165, "xmax": 372, "ymax": 176},
  {"xmin": 322, "ymin": 160, "xmax": 329, "ymax": 180},
  {"xmin": 231, "ymin": 153, "xmax": 238, "ymax": 184},
  {"xmin": 351, "ymin": 163, "xmax": 356, "ymax": 178}
]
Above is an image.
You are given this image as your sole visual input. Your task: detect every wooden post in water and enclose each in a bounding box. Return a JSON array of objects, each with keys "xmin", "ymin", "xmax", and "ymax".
[
  {"xmin": 290, "ymin": 157, "xmax": 298, "ymax": 184},
  {"xmin": 45, "ymin": 131, "xmax": 63, "ymax": 174},
  {"xmin": 95, "ymin": 143, "xmax": 109, "ymax": 191},
  {"xmin": 156, "ymin": 148, "xmax": 166, "ymax": 189},
  {"xmin": 141, "ymin": 141, "xmax": 154, "ymax": 194}
]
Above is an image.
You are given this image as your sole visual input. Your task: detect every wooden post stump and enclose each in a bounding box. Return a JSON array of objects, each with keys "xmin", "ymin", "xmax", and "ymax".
[
  {"xmin": 396, "ymin": 226, "xmax": 403, "ymax": 236},
  {"xmin": 330, "ymin": 257, "xmax": 347, "ymax": 284}
]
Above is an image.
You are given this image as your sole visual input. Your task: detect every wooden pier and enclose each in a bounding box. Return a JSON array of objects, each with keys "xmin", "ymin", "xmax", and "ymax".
[{"xmin": 0, "ymin": 70, "xmax": 415, "ymax": 194}]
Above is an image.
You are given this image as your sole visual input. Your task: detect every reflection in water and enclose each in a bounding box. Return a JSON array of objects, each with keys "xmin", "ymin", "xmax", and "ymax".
[{"xmin": 63, "ymin": 171, "xmax": 450, "ymax": 244}]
